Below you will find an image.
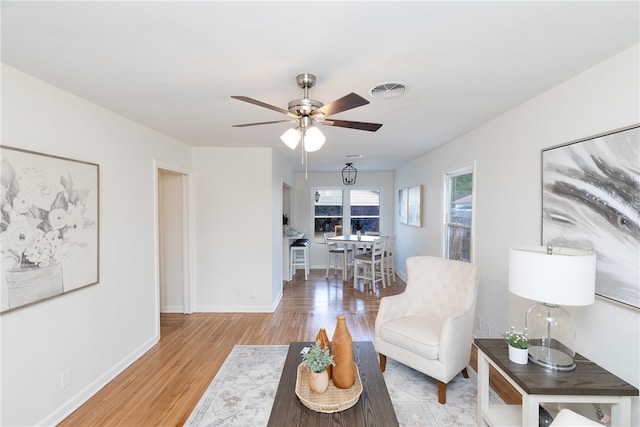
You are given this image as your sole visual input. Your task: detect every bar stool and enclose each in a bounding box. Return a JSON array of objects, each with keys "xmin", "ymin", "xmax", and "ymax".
[{"xmin": 290, "ymin": 238, "xmax": 310, "ymax": 280}]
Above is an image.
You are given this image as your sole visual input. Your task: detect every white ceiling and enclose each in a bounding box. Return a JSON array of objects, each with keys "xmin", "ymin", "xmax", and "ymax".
[{"xmin": 2, "ymin": 1, "xmax": 638, "ymax": 172}]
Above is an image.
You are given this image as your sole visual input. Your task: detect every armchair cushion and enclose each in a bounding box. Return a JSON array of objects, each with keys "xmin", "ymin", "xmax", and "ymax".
[{"xmin": 378, "ymin": 315, "xmax": 441, "ymax": 360}]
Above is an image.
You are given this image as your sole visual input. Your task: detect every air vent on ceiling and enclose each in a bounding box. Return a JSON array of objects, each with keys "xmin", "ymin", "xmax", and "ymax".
[{"xmin": 369, "ymin": 81, "xmax": 407, "ymax": 99}]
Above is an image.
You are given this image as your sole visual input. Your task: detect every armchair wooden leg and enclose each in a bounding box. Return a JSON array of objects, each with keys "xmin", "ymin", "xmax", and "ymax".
[
  {"xmin": 437, "ymin": 381, "xmax": 446, "ymax": 404},
  {"xmin": 379, "ymin": 353, "xmax": 386, "ymax": 372},
  {"xmin": 461, "ymin": 367, "xmax": 469, "ymax": 379}
]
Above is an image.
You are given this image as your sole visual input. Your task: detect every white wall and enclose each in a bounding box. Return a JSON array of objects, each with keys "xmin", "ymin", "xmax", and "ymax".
[
  {"xmin": 291, "ymin": 171, "xmax": 395, "ymax": 268},
  {"xmin": 273, "ymin": 153, "xmax": 295, "ymax": 304},
  {"xmin": 0, "ymin": 65, "xmax": 192, "ymax": 426},
  {"xmin": 191, "ymin": 146, "xmax": 293, "ymax": 312},
  {"xmin": 395, "ymin": 45, "xmax": 640, "ymax": 422}
]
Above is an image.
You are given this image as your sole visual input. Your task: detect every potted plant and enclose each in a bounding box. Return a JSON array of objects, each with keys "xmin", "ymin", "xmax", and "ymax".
[
  {"xmin": 302, "ymin": 341, "xmax": 335, "ymax": 393},
  {"xmin": 503, "ymin": 327, "xmax": 529, "ymax": 364}
]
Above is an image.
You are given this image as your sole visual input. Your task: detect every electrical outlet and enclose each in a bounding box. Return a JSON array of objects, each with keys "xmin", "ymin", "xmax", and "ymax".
[
  {"xmin": 61, "ymin": 369, "xmax": 71, "ymax": 389},
  {"xmin": 475, "ymin": 316, "xmax": 482, "ymax": 332},
  {"xmin": 483, "ymin": 322, "xmax": 491, "ymax": 337}
]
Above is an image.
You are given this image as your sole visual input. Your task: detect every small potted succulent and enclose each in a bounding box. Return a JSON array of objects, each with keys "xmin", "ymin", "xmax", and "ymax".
[
  {"xmin": 302, "ymin": 341, "xmax": 335, "ymax": 393},
  {"xmin": 503, "ymin": 327, "xmax": 529, "ymax": 364}
]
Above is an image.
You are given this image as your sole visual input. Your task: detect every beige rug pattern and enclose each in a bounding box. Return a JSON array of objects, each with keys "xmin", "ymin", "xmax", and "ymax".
[{"xmin": 184, "ymin": 345, "xmax": 502, "ymax": 427}]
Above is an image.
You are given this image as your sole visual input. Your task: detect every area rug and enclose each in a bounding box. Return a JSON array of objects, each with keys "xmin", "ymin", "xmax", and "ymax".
[{"xmin": 184, "ymin": 345, "xmax": 503, "ymax": 427}]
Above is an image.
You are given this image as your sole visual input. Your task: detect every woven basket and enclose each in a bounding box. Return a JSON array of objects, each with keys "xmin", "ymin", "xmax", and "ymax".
[{"xmin": 295, "ymin": 363, "xmax": 363, "ymax": 413}]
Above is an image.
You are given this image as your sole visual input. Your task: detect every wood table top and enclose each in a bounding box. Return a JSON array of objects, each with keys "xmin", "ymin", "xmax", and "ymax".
[
  {"xmin": 267, "ymin": 341, "xmax": 399, "ymax": 426},
  {"xmin": 475, "ymin": 338, "xmax": 639, "ymax": 396}
]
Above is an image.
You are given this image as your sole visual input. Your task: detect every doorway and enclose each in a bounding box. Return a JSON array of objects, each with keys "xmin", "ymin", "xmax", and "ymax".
[{"xmin": 154, "ymin": 161, "xmax": 193, "ymax": 319}]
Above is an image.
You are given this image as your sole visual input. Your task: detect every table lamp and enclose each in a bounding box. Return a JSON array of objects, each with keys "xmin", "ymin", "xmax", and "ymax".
[{"xmin": 508, "ymin": 246, "xmax": 596, "ymax": 371}]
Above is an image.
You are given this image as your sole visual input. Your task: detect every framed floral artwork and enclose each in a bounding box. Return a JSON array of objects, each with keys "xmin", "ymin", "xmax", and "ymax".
[
  {"xmin": 1, "ymin": 146, "xmax": 99, "ymax": 313},
  {"xmin": 542, "ymin": 125, "xmax": 639, "ymax": 309}
]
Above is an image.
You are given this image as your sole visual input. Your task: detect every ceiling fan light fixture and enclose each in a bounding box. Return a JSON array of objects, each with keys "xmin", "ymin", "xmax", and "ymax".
[
  {"xmin": 303, "ymin": 126, "xmax": 325, "ymax": 152},
  {"xmin": 281, "ymin": 128, "xmax": 301, "ymax": 149}
]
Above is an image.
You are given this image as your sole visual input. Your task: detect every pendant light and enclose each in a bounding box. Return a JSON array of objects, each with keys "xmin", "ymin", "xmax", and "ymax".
[{"xmin": 342, "ymin": 163, "xmax": 357, "ymax": 185}]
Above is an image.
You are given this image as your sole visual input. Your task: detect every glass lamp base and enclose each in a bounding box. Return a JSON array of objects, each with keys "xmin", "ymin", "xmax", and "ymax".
[
  {"xmin": 528, "ymin": 344, "xmax": 576, "ymax": 371},
  {"xmin": 525, "ymin": 302, "xmax": 577, "ymax": 371}
]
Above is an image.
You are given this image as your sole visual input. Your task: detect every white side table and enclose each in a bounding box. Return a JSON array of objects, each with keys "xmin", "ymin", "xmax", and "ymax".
[{"xmin": 475, "ymin": 339, "xmax": 638, "ymax": 427}]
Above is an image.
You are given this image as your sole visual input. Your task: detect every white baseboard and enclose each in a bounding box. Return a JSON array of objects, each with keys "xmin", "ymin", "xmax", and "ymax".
[
  {"xmin": 161, "ymin": 305, "xmax": 185, "ymax": 313},
  {"xmin": 196, "ymin": 304, "xmax": 276, "ymax": 313},
  {"xmin": 40, "ymin": 333, "xmax": 160, "ymax": 426}
]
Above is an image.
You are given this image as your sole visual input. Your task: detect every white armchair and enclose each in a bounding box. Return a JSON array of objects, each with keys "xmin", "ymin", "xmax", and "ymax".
[{"xmin": 374, "ymin": 256, "xmax": 479, "ymax": 404}]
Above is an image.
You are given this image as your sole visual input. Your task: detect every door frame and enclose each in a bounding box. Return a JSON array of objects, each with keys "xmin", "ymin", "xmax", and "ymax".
[{"xmin": 153, "ymin": 160, "xmax": 194, "ymax": 323}]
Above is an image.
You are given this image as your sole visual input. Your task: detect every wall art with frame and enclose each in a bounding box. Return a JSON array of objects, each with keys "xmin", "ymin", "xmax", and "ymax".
[
  {"xmin": 398, "ymin": 187, "xmax": 408, "ymax": 224},
  {"xmin": 541, "ymin": 125, "xmax": 639, "ymax": 309},
  {"xmin": 0, "ymin": 146, "xmax": 100, "ymax": 313},
  {"xmin": 407, "ymin": 185, "xmax": 423, "ymax": 228}
]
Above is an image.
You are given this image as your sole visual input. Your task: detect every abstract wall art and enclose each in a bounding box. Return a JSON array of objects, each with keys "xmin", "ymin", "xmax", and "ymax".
[
  {"xmin": 542, "ymin": 125, "xmax": 639, "ymax": 308},
  {"xmin": 0, "ymin": 146, "xmax": 99, "ymax": 313},
  {"xmin": 407, "ymin": 185, "xmax": 423, "ymax": 228},
  {"xmin": 398, "ymin": 188, "xmax": 408, "ymax": 224}
]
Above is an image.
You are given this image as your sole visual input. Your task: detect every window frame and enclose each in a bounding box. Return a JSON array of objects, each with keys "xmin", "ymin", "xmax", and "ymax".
[
  {"xmin": 442, "ymin": 162, "xmax": 476, "ymax": 263},
  {"xmin": 312, "ymin": 188, "xmax": 344, "ymax": 242},
  {"xmin": 312, "ymin": 186, "xmax": 381, "ymax": 243},
  {"xmin": 349, "ymin": 188, "xmax": 381, "ymax": 235}
]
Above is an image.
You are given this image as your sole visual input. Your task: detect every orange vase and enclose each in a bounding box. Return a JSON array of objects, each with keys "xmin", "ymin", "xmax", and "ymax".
[
  {"xmin": 315, "ymin": 328, "xmax": 332, "ymax": 379},
  {"xmin": 331, "ymin": 315, "xmax": 355, "ymax": 389}
]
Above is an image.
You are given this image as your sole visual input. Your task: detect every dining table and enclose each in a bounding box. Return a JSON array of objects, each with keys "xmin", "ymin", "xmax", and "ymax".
[{"xmin": 326, "ymin": 234, "xmax": 381, "ymax": 281}]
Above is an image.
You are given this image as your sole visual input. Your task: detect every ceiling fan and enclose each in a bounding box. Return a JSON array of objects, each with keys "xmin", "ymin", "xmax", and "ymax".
[{"xmin": 231, "ymin": 73, "xmax": 382, "ymax": 154}]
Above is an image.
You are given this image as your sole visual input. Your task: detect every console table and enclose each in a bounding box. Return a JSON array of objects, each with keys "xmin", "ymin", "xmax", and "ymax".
[{"xmin": 475, "ymin": 339, "xmax": 638, "ymax": 426}]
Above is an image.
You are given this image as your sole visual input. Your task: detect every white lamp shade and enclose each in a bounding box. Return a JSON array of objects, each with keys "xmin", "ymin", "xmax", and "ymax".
[
  {"xmin": 303, "ymin": 127, "xmax": 325, "ymax": 152},
  {"xmin": 509, "ymin": 246, "xmax": 596, "ymax": 306},
  {"xmin": 280, "ymin": 128, "xmax": 300, "ymax": 149}
]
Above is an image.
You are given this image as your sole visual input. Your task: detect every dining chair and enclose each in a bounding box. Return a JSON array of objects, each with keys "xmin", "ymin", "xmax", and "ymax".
[
  {"xmin": 382, "ymin": 235, "xmax": 397, "ymax": 284},
  {"xmin": 323, "ymin": 232, "xmax": 352, "ymax": 279},
  {"xmin": 353, "ymin": 237, "xmax": 385, "ymax": 290},
  {"xmin": 357, "ymin": 231, "xmax": 379, "ymax": 254}
]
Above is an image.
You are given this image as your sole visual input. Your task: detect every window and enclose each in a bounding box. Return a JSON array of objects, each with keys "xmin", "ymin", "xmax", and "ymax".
[
  {"xmin": 313, "ymin": 188, "xmax": 380, "ymax": 241},
  {"xmin": 350, "ymin": 189, "xmax": 380, "ymax": 234},
  {"xmin": 313, "ymin": 189, "xmax": 343, "ymax": 240},
  {"xmin": 444, "ymin": 165, "xmax": 474, "ymax": 262}
]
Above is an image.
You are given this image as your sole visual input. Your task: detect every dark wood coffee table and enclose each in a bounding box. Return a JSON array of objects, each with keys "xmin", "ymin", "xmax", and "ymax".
[{"xmin": 267, "ymin": 341, "xmax": 399, "ymax": 426}]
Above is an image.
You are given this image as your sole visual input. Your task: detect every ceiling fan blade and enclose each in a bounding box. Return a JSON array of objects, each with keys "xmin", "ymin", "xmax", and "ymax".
[
  {"xmin": 323, "ymin": 119, "xmax": 382, "ymax": 132},
  {"xmin": 314, "ymin": 92, "xmax": 369, "ymax": 117},
  {"xmin": 232, "ymin": 119, "xmax": 295, "ymax": 128},
  {"xmin": 231, "ymin": 96, "xmax": 295, "ymax": 117}
]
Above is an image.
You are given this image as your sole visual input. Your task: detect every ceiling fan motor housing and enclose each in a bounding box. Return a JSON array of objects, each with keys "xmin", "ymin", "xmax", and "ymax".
[
  {"xmin": 288, "ymin": 98, "xmax": 323, "ymax": 116},
  {"xmin": 289, "ymin": 73, "xmax": 324, "ymax": 117}
]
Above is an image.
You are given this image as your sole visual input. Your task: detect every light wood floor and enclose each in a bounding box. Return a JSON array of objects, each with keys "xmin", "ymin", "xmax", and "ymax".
[{"xmin": 59, "ymin": 269, "xmax": 518, "ymax": 426}]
